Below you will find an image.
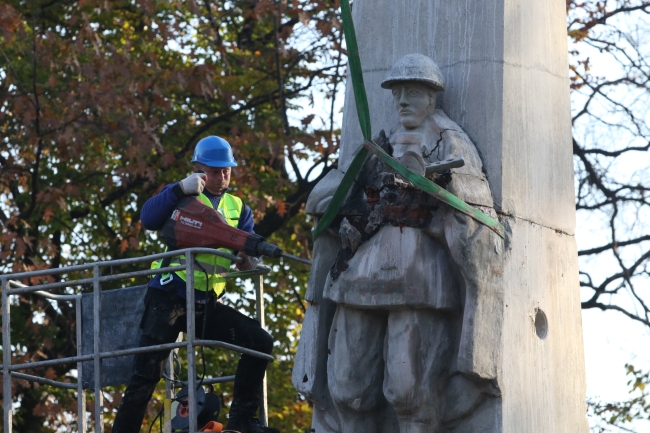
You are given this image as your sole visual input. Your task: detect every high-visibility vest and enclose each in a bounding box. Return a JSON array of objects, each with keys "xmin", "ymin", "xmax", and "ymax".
[{"xmin": 151, "ymin": 192, "xmax": 243, "ymax": 296}]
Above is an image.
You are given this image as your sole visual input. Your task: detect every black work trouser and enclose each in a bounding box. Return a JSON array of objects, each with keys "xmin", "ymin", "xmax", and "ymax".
[{"xmin": 112, "ymin": 287, "xmax": 273, "ymax": 433}]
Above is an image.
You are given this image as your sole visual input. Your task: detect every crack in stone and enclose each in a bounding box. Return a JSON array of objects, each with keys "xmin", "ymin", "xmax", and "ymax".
[{"xmin": 496, "ymin": 211, "xmax": 574, "ymax": 236}]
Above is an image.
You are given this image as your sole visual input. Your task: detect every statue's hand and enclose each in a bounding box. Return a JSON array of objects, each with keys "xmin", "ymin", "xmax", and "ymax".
[{"xmin": 372, "ymin": 129, "xmax": 393, "ymax": 156}]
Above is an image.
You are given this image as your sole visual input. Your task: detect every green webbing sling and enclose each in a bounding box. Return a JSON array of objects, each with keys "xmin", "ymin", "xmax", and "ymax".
[
  {"xmin": 312, "ymin": 0, "xmax": 505, "ymax": 239},
  {"xmin": 311, "ymin": 0, "xmax": 370, "ymax": 239}
]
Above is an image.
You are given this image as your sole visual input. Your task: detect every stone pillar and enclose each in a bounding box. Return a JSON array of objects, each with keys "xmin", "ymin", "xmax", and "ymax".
[{"xmin": 336, "ymin": 1, "xmax": 587, "ymax": 431}]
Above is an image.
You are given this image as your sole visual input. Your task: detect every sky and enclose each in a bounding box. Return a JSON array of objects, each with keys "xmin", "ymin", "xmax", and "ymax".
[{"xmin": 583, "ymin": 309, "xmax": 650, "ymax": 427}]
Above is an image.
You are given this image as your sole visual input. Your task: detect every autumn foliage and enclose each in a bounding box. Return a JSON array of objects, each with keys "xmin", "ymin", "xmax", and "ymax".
[{"xmin": 1, "ymin": 0, "xmax": 344, "ymax": 431}]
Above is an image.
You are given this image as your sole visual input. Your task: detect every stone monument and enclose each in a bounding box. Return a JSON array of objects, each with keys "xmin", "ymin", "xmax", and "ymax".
[{"xmin": 293, "ymin": 1, "xmax": 587, "ymax": 432}]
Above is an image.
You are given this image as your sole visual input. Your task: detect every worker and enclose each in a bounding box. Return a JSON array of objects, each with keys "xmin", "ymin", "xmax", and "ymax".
[{"xmin": 112, "ymin": 136, "xmax": 279, "ymax": 433}]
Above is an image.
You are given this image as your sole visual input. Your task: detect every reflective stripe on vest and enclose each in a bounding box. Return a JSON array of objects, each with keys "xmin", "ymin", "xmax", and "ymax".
[{"xmin": 151, "ymin": 192, "xmax": 243, "ymax": 296}]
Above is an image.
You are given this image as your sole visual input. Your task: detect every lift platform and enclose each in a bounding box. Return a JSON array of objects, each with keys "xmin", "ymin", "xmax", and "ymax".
[{"xmin": 1, "ymin": 247, "xmax": 273, "ymax": 433}]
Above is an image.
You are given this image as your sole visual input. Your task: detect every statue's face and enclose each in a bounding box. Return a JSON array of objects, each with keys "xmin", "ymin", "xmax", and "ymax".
[{"xmin": 391, "ymin": 82, "xmax": 436, "ymax": 129}]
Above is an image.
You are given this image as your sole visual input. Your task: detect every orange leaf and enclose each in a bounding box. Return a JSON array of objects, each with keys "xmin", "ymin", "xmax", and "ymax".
[
  {"xmin": 128, "ymin": 237, "xmax": 139, "ymax": 250},
  {"xmin": 276, "ymin": 200, "xmax": 287, "ymax": 217},
  {"xmin": 43, "ymin": 208, "xmax": 54, "ymax": 223}
]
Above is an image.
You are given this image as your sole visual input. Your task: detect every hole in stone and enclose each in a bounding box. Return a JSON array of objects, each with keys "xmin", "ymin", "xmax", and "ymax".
[{"xmin": 534, "ymin": 308, "xmax": 548, "ymax": 339}]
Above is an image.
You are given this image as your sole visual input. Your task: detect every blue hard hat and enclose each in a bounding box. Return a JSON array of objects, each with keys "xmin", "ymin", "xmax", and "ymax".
[{"xmin": 191, "ymin": 136, "xmax": 238, "ymax": 167}]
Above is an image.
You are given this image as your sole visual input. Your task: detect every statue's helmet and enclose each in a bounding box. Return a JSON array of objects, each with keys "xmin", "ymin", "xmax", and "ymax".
[{"xmin": 381, "ymin": 53, "xmax": 445, "ymax": 91}]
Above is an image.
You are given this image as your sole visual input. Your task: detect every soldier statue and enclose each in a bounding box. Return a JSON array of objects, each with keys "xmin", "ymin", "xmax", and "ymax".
[{"xmin": 293, "ymin": 53, "xmax": 504, "ymax": 433}]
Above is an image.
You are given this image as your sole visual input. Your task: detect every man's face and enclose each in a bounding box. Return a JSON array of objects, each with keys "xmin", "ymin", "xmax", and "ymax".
[
  {"xmin": 194, "ymin": 163, "xmax": 231, "ymax": 195},
  {"xmin": 391, "ymin": 82, "xmax": 436, "ymax": 129}
]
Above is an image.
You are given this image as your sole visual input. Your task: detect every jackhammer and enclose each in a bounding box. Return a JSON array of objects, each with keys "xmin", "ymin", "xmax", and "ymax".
[{"xmin": 160, "ymin": 197, "xmax": 311, "ymax": 266}]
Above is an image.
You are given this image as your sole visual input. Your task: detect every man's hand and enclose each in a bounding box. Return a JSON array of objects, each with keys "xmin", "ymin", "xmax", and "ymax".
[
  {"xmin": 236, "ymin": 252, "xmax": 261, "ymax": 271},
  {"xmin": 179, "ymin": 173, "xmax": 207, "ymax": 196}
]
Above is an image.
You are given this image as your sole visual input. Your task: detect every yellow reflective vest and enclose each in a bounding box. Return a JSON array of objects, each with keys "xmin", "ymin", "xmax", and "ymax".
[{"xmin": 151, "ymin": 192, "xmax": 243, "ymax": 296}]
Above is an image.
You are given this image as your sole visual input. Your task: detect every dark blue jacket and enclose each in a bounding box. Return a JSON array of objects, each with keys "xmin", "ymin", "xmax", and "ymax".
[{"xmin": 142, "ymin": 182, "xmax": 254, "ymax": 299}]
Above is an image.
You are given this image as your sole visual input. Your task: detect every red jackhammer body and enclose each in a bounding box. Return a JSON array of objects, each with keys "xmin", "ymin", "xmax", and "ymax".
[{"xmin": 160, "ymin": 197, "xmax": 283, "ymax": 259}]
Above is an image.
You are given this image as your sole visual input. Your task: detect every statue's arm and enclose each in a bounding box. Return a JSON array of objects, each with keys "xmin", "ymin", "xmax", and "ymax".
[
  {"xmin": 292, "ymin": 171, "xmax": 343, "ymax": 405},
  {"xmin": 431, "ymin": 113, "xmax": 505, "ymax": 379}
]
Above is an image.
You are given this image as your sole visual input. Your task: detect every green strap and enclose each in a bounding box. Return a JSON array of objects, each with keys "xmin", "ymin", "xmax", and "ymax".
[
  {"xmin": 340, "ymin": 0, "xmax": 371, "ymax": 141},
  {"xmin": 361, "ymin": 140, "xmax": 506, "ymax": 239},
  {"xmin": 312, "ymin": 0, "xmax": 370, "ymax": 238}
]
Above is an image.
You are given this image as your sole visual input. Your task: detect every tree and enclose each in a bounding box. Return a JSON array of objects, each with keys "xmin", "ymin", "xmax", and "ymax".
[
  {"xmin": 0, "ymin": 0, "xmax": 345, "ymax": 431},
  {"xmin": 568, "ymin": 0, "xmax": 650, "ymax": 327},
  {"xmin": 588, "ymin": 365, "xmax": 650, "ymax": 432}
]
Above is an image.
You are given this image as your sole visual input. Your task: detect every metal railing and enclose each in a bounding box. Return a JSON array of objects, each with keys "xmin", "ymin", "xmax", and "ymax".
[{"xmin": 1, "ymin": 248, "xmax": 273, "ymax": 433}]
